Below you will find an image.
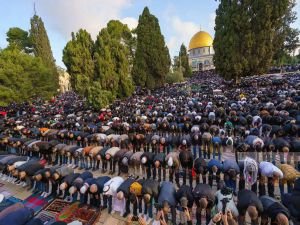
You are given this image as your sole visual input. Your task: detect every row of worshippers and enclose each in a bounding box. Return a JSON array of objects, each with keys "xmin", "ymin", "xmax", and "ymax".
[
  {"xmin": 1, "ymin": 153, "xmax": 300, "ymax": 197},
  {"xmin": 0, "ymin": 170, "xmax": 299, "ymax": 225}
]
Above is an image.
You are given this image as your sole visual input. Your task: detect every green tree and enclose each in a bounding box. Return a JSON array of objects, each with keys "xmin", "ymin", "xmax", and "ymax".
[
  {"xmin": 214, "ymin": 0, "xmax": 299, "ymax": 81},
  {"xmin": 272, "ymin": 0, "xmax": 299, "ymax": 64},
  {"xmin": 94, "ymin": 20, "xmax": 134, "ymax": 102},
  {"xmin": 30, "ymin": 14, "xmax": 58, "ymax": 90},
  {"xmin": 106, "ymin": 20, "xmax": 136, "ymax": 67},
  {"xmin": 6, "ymin": 27, "xmax": 32, "ymax": 53},
  {"xmin": 63, "ymin": 29, "xmax": 94, "ymax": 96},
  {"xmin": 214, "ymin": 0, "xmax": 245, "ymax": 81},
  {"xmin": 178, "ymin": 44, "xmax": 192, "ymax": 77},
  {"xmin": 0, "ymin": 48, "xmax": 56, "ymax": 106},
  {"xmin": 166, "ymin": 69, "xmax": 184, "ymax": 84},
  {"xmin": 63, "ymin": 21, "xmax": 134, "ymax": 109},
  {"xmin": 132, "ymin": 7, "xmax": 170, "ymax": 89}
]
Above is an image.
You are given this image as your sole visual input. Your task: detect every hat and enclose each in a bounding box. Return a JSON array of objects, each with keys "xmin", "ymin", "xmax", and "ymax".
[
  {"xmin": 182, "ymin": 140, "xmax": 187, "ymax": 145},
  {"xmin": 80, "ymin": 185, "xmax": 88, "ymax": 194},
  {"xmin": 226, "ymin": 137, "xmax": 233, "ymax": 146},
  {"xmin": 69, "ymin": 186, "xmax": 76, "ymax": 194},
  {"xmin": 122, "ymin": 157, "xmax": 128, "ymax": 166},
  {"xmin": 141, "ymin": 157, "xmax": 147, "ymax": 164},
  {"xmin": 180, "ymin": 197, "xmax": 188, "ymax": 208},
  {"xmin": 168, "ymin": 157, "xmax": 173, "ymax": 167}
]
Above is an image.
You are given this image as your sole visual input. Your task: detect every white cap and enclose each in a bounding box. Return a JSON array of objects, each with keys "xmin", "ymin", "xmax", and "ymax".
[
  {"xmin": 122, "ymin": 157, "xmax": 128, "ymax": 166},
  {"xmin": 168, "ymin": 157, "xmax": 173, "ymax": 167},
  {"xmin": 80, "ymin": 185, "xmax": 88, "ymax": 194},
  {"xmin": 141, "ymin": 157, "xmax": 147, "ymax": 164},
  {"xmin": 182, "ymin": 140, "xmax": 187, "ymax": 145},
  {"xmin": 69, "ymin": 186, "xmax": 76, "ymax": 194},
  {"xmin": 0, "ymin": 194, "xmax": 4, "ymax": 203}
]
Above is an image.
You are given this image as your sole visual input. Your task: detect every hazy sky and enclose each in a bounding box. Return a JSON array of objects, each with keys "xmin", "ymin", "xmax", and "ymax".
[{"xmin": 1, "ymin": 0, "xmax": 299, "ymax": 67}]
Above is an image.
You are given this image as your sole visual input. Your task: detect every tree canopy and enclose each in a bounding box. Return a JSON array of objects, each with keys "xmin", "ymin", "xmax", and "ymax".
[
  {"xmin": 214, "ymin": 0, "xmax": 299, "ymax": 82},
  {"xmin": 132, "ymin": 7, "xmax": 170, "ymax": 89},
  {"xmin": 0, "ymin": 48, "xmax": 56, "ymax": 106},
  {"xmin": 63, "ymin": 20, "xmax": 134, "ymax": 109},
  {"xmin": 6, "ymin": 27, "xmax": 32, "ymax": 53},
  {"xmin": 30, "ymin": 14, "xmax": 59, "ymax": 90},
  {"xmin": 0, "ymin": 14, "xmax": 59, "ymax": 106},
  {"xmin": 174, "ymin": 44, "xmax": 192, "ymax": 78},
  {"xmin": 63, "ymin": 29, "xmax": 94, "ymax": 96}
]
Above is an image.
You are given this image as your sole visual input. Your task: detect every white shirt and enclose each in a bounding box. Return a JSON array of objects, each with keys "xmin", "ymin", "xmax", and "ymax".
[
  {"xmin": 103, "ymin": 176, "xmax": 124, "ymax": 196},
  {"xmin": 259, "ymin": 161, "xmax": 283, "ymax": 178}
]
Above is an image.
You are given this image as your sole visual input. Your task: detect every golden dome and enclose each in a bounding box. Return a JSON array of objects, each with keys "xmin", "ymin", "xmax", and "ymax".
[{"xmin": 188, "ymin": 31, "xmax": 213, "ymax": 50}]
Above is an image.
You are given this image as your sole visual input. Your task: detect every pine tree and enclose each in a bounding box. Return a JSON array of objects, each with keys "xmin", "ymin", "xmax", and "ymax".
[
  {"xmin": 94, "ymin": 20, "xmax": 134, "ymax": 101},
  {"xmin": 30, "ymin": 14, "xmax": 58, "ymax": 91},
  {"xmin": 0, "ymin": 48, "xmax": 55, "ymax": 105},
  {"xmin": 214, "ymin": 0, "xmax": 245, "ymax": 81},
  {"xmin": 272, "ymin": 0, "xmax": 299, "ymax": 64},
  {"xmin": 132, "ymin": 7, "xmax": 170, "ymax": 89},
  {"xmin": 214, "ymin": 0, "xmax": 298, "ymax": 81},
  {"xmin": 6, "ymin": 27, "xmax": 32, "ymax": 53},
  {"xmin": 63, "ymin": 29, "xmax": 94, "ymax": 96},
  {"xmin": 178, "ymin": 44, "xmax": 192, "ymax": 77}
]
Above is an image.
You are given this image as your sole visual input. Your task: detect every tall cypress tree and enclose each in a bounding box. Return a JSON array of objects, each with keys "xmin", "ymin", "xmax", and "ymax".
[
  {"xmin": 30, "ymin": 14, "xmax": 58, "ymax": 91},
  {"xmin": 214, "ymin": 0, "xmax": 245, "ymax": 81},
  {"xmin": 272, "ymin": 0, "xmax": 299, "ymax": 64},
  {"xmin": 214, "ymin": 0, "xmax": 298, "ymax": 81},
  {"xmin": 94, "ymin": 20, "xmax": 134, "ymax": 98},
  {"xmin": 179, "ymin": 44, "xmax": 192, "ymax": 77},
  {"xmin": 63, "ymin": 29, "xmax": 94, "ymax": 96},
  {"xmin": 132, "ymin": 7, "xmax": 170, "ymax": 89}
]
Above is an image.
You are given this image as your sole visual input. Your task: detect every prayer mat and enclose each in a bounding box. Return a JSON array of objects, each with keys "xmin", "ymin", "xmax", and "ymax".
[
  {"xmin": 23, "ymin": 193, "xmax": 53, "ymax": 214},
  {"xmin": 35, "ymin": 210, "xmax": 56, "ymax": 224},
  {"xmin": 56, "ymin": 201, "xmax": 80, "ymax": 223},
  {"xmin": 7, "ymin": 196, "xmax": 22, "ymax": 203},
  {"xmin": 0, "ymin": 196, "xmax": 22, "ymax": 212},
  {"xmin": 44, "ymin": 198, "xmax": 70, "ymax": 213},
  {"xmin": 74, "ymin": 205, "xmax": 100, "ymax": 225}
]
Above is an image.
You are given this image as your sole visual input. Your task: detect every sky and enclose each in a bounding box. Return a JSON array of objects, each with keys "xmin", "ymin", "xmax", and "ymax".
[{"xmin": 0, "ymin": 0, "xmax": 299, "ymax": 68}]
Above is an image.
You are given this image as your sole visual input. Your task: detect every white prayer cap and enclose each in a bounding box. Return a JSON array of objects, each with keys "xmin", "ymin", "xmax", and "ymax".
[{"xmin": 168, "ymin": 157, "xmax": 173, "ymax": 167}]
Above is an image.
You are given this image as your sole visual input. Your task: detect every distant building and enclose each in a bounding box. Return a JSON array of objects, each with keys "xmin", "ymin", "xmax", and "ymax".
[
  {"xmin": 188, "ymin": 31, "xmax": 214, "ymax": 72},
  {"xmin": 58, "ymin": 68, "xmax": 71, "ymax": 93}
]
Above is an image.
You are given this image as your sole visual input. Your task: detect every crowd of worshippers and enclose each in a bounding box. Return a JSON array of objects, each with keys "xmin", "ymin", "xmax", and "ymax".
[{"xmin": 0, "ymin": 70, "xmax": 299, "ymax": 225}]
